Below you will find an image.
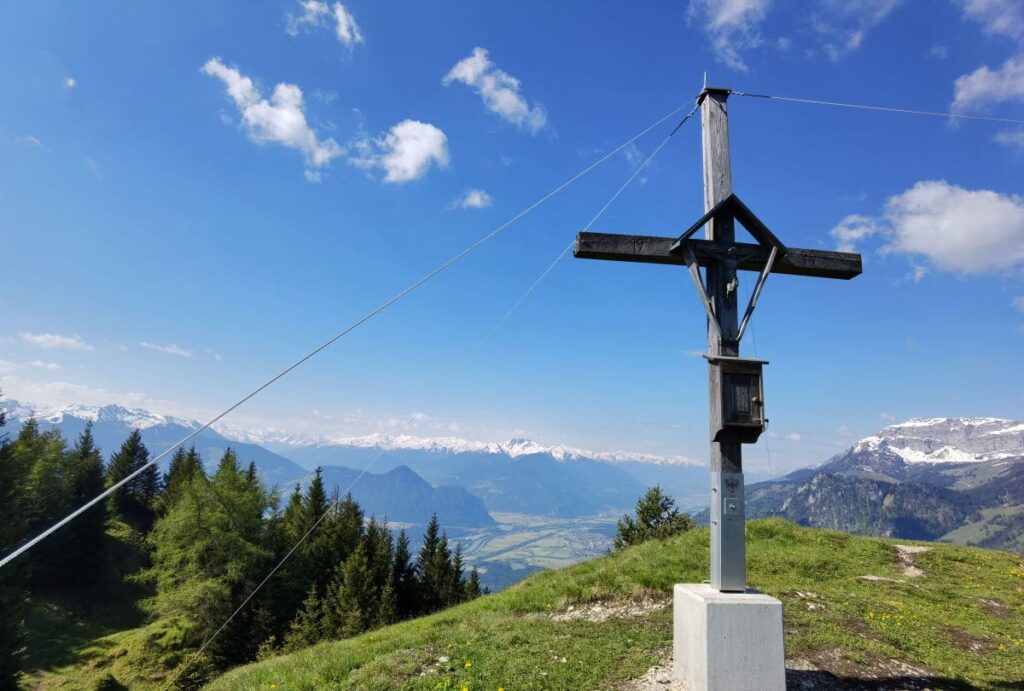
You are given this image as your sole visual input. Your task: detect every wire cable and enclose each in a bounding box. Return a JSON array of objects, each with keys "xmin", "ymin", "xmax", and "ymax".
[
  {"xmin": 0, "ymin": 101, "xmax": 694, "ymax": 573},
  {"xmin": 731, "ymin": 89, "xmax": 1024, "ymax": 125},
  {"xmin": 161, "ymin": 102, "xmax": 696, "ymax": 689}
]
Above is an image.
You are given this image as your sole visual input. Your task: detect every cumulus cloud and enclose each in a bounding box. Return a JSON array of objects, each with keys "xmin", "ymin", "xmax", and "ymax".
[
  {"xmin": 19, "ymin": 332, "xmax": 92, "ymax": 351},
  {"xmin": 443, "ymin": 47, "xmax": 547, "ymax": 133},
  {"xmin": 28, "ymin": 360, "xmax": 61, "ymax": 370},
  {"xmin": 201, "ymin": 58, "xmax": 343, "ymax": 177},
  {"xmin": 829, "ymin": 214, "xmax": 880, "ymax": 252},
  {"xmin": 140, "ymin": 342, "xmax": 192, "ymax": 357},
  {"xmin": 687, "ymin": 0, "xmax": 770, "ymax": 72},
  {"xmin": 450, "ymin": 188, "xmax": 493, "ymax": 209},
  {"xmin": 349, "ymin": 119, "xmax": 449, "ymax": 183},
  {"xmin": 957, "ymin": 0, "xmax": 1024, "ymax": 39},
  {"xmin": 952, "ymin": 56, "xmax": 1024, "ymax": 111},
  {"xmin": 286, "ymin": 1, "xmax": 363, "ymax": 46},
  {"xmin": 880, "ymin": 181, "xmax": 1024, "ymax": 273},
  {"xmin": 831, "ymin": 181, "xmax": 1024, "ymax": 274},
  {"xmin": 64, "ymin": 76, "xmax": 76, "ymax": 89}
]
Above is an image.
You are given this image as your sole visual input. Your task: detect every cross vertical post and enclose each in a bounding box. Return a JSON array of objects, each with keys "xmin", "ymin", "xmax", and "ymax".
[{"xmin": 701, "ymin": 87, "xmax": 745, "ymax": 593}]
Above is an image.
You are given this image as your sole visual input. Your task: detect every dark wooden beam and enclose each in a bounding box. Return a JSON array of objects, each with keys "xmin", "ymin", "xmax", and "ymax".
[{"xmin": 574, "ymin": 232, "xmax": 862, "ymax": 280}]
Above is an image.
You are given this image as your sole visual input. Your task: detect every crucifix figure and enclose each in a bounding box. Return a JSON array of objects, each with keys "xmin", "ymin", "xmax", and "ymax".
[{"xmin": 575, "ymin": 87, "xmax": 862, "ymax": 593}]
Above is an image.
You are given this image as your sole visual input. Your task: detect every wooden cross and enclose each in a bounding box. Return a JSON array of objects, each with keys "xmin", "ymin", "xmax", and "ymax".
[{"xmin": 574, "ymin": 87, "xmax": 862, "ymax": 592}]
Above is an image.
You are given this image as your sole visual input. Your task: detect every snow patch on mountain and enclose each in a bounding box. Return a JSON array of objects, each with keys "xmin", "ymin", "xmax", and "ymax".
[
  {"xmin": 849, "ymin": 417, "xmax": 1024, "ymax": 465},
  {"xmin": 2, "ymin": 400, "xmax": 199, "ymax": 432}
]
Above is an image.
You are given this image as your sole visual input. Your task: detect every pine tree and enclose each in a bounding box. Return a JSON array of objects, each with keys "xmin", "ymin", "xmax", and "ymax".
[
  {"xmin": 329, "ymin": 543, "xmax": 375, "ymax": 638},
  {"xmin": 331, "ymin": 492, "xmax": 365, "ymax": 566},
  {"xmin": 106, "ymin": 429, "xmax": 160, "ymax": 532},
  {"xmin": 64, "ymin": 423, "xmax": 107, "ymax": 585},
  {"xmin": 374, "ymin": 572, "xmax": 398, "ymax": 628},
  {"xmin": 466, "ymin": 567, "xmax": 483, "ymax": 599},
  {"xmin": 0, "ymin": 397, "xmax": 28, "ymax": 688},
  {"xmin": 19, "ymin": 423, "xmax": 75, "ymax": 588},
  {"xmin": 283, "ymin": 583, "xmax": 326, "ymax": 652},
  {"xmin": 415, "ymin": 515, "xmax": 451, "ymax": 615},
  {"xmin": 613, "ymin": 485, "xmax": 694, "ymax": 550},
  {"xmin": 447, "ymin": 543, "xmax": 466, "ymax": 606},
  {"xmin": 392, "ymin": 529, "xmax": 417, "ymax": 620},
  {"xmin": 161, "ymin": 446, "xmax": 204, "ymax": 512}
]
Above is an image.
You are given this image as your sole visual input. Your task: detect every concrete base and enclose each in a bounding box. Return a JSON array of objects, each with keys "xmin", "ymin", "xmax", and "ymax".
[{"xmin": 673, "ymin": 584, "xmax": 785, "ymax": 691}]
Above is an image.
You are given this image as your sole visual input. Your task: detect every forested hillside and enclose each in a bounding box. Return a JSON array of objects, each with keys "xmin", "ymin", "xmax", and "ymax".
[{"xmin": 0, "ymin": 400, "xmax": 483, "ymax": 689}]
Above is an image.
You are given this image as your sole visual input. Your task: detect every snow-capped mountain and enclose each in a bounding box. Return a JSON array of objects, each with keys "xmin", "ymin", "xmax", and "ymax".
[{"xmin": 846, "ymin": 418, "xmax": 1024, "ymax": 465}]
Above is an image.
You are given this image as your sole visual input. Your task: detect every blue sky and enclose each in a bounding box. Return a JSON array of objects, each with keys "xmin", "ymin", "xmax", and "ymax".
[{"xmin": 1, "ymin": 0, "xmax": 1023, "ymax": 472}]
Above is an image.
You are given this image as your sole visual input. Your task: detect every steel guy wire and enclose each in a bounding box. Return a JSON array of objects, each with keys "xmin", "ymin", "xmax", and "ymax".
[
  {"xmin": 0, "ymin": 100, "xmax": 694, "ymax": 572},
  {"xmin": 162, "ymin": 103, "xmax": 696, "ymax": 688}
]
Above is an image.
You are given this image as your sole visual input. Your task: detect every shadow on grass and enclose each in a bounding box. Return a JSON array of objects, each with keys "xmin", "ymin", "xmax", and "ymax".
[{"xmin": 788, "ymin": 669, "xmax": 1024, "ymax": 690}]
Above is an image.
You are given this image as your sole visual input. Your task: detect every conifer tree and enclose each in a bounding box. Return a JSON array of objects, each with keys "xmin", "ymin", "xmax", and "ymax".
[
  {"xmin": 19, "ymin": 424, "xmax": 75, "ymax": 587},
  {"xmin": 0, "ymin": 397, "xmax": 28, "ymax": 688},
  {"xmin": 161, "ymin": 446, "xmax": 204, "ymax": 512},
  {"xmin": 332, "ymin": 543, "xmax": 375, "ymax": 637},
  {"xmin": 466, "ymin": 567, "xmax": 483, "ymax": 599},
  {"xmin": 331, "ymin": 492, "xmax": 365, "ymax": 566},
  {"xmin": 447, "ymin": 543, "xmax": 466, "ymax": 606},
  {"xmin": 283, "ymin": 584, "xmax": 326, "ymax": 652},
  {"xmin": 374, "ymin": 573, "xmax": 398, "ymax": 628},
  {"xmin": 613, "ymin": 485, "xmax": 694, "ymax": 550},
  {"xmin": 415, "ymin": 515, "xmax": 450, "ymax": 614},
  {"xmin": 392, "ymin": 529, "xmax": 417, "ymax": 619},
  {"xmin": 64, "ymin": 423, "xmax": 107, "ymax": 584},
  {"xmin": 106, "ymin": 429, "xmax": 160, "ymax": 532}
]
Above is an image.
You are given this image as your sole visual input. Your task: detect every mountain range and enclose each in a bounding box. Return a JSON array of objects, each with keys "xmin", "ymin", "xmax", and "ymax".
[{"xmin": 739, "ymin": 417, "xmax": 1024, "ymax": 552}]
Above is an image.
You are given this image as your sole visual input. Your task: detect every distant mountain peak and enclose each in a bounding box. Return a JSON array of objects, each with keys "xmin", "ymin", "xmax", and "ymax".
[
  {"xmin": 1, "ymin": 399, "xmax": 199, "ymax": 432},
  {"xmin": 843, "ymin": 416, "xmax": 1024, "ymax": 467}
]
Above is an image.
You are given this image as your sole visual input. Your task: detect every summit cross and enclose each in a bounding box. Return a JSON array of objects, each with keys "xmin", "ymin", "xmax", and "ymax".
[{"xmin": 574, "ymin": 86, "xmax": 862, "ymax": 592}]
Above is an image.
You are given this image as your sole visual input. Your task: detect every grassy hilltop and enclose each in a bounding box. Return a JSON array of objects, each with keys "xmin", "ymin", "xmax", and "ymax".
[{"xmin": 206, "ymin": 520, "xmax": 1024, "ymax": 690}]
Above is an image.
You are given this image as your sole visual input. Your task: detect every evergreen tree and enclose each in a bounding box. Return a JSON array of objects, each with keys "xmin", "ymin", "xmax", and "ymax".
[
  {"xmin": 161, "ymin": 446, "xmax": 204, "ymax": 512},
  {"xmin": 415, "ymin": 515, "xmax": 451, "ymax": 615},
  {"xmin": 330, "ymin": 492, "xmax": 365, "ymax": 566},
  {"xmin": 613, "ymin": 485, "xmax": 694, "ymax": 550},
  {"xmin": 106, "ymin": 430, "xmax": 160, "ymax": 532},
  {"xmin": 283, "ymin": 583, "xmax": 326, "ymax": 652},
  {"xmin": 142, "ymin": 449, "xmax": 273, "ymax": 667},
  {"xmin": 329, "ymin": 543, "xmax": 375, "ymax": 638},
  {"xmin": 447, "ymin": 543, "xmax": 466, "ymax": 606},
  {"xmin": 466, "ymin": 567, "xmax": 483, "ymax": 599},
  {"xmin": 64, "ymin": 423, "xmax": 107, "ymax": 585},
  {"xmin": 0, "ymin": 397, "xmax": 28, "ymax": 688},
  {"xmin": 374, "ymin": 573, "xmax": 398, "ymax": 628},
  {"xmin": 392, "ymin": 529, "xmax": 417, "ymax": 620},
  {"xmin": 19, "ymin": 423, "xmax": 75, "ymax": 588}
]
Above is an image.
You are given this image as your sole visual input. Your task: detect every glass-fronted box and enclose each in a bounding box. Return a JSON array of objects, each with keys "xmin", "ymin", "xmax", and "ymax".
[{"xmin": 705, "ymin": 354, "xmax": 767, "ymax": 444}]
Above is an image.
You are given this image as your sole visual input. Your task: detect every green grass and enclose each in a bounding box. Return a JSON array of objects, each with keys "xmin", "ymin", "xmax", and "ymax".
[
  {"xmin": 206, "ymin": 520, "xmax": 1024, "ymax": 691},
  {"xmin": 941, "ymin": 505, "xmax": 1024, "ymax": 551}
]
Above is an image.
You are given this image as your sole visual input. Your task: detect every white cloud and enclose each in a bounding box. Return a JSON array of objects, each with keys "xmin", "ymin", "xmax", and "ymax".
[
  {"xmin": 450, "ymin": 188, "xmax": 493, "ymax": 209},
  {"xmin": 1012, "ymin": 296, "xmax": 1024, "ymax": 311},
  {"xmin": 28, "ymin": 360, "xmax": 61, "ymax": 371},
  {"xmin": 140, "ymin": 342, "xmax": 192, "ymax": 357},
  {"xmin": 304, "ymin": 169, "xmax": 322, "ymax": 183},
  {"xmin": 994, "ymin": 128, "xmax": 1024, "ymax": 148},
  {"xmin": 952, "ymin": 56, "xmax": 1024, "ymax": 111},
  {"xmin": 813, "ymin": 0, "xmax": 902, "ymax": 61},
  {"xmin": 17, "ymin": 135, "xmax": 44, "ymax": 148},
  {"xmin": 687, "ymin": 0, "xmax": 770, "ymax": 72},
  {"xmin": 957, "ymin": 0, "xmax": 1024, "ymax": 39},
  {"xmin": 879, "ymin": 412, "xmax": 897, "ymax": 422},
  {"xmin": 786, "ymin": 433, "xmax": 803, "ymax": 442},
  {"xmin": 837, "ymin": 425, "xmax": 853, "ymax": 437},
  {"xmin": 19, "ymin": 332, "xmax": 92, "ymax": 351},
  {"xmin": 349, "ymin": 119, "xmax": 449, "ymax": 183},
  {"xmin": 880, "ymin": 180, "xmax": 1024, "ymax": 273},
  {"xmin": 829, "ymin": 213, "xmax": 879, "ymax": 252},
  {"xmin": 201, "ymin": 58, "xmax": 343, "ymax": 177},
  {"xmin": 286, "ymin": 1, "xmax": 363, "ymax": 47},
  {"xmin": 443, "ymin": 47, "xmax": 547, "ymax": 133},
  {"xmin": 64, "ymin": 76, "xmax": 76, "ymax": 89}
]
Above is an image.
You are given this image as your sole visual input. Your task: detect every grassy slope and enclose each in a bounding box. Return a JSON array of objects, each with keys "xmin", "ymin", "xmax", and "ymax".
[{"xmin": 209, "ymin": 520, "xmax": 1024, "ymax": 690}]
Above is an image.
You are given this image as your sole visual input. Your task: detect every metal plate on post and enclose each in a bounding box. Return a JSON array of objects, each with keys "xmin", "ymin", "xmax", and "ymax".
[{"xmin": 710, "ymin": 471, "xmax": 746, "ymax": 592}]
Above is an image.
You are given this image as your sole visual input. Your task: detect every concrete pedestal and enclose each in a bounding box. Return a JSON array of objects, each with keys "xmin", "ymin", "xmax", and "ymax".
[{"xmin": 673, "ymin": 584, "xmax": 785, "ymax": 691}]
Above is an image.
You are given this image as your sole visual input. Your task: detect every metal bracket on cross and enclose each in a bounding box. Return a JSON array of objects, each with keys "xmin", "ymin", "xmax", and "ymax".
[{"xmin": 669, "ymin": 193, "xmax": 786, "ymax": 343}]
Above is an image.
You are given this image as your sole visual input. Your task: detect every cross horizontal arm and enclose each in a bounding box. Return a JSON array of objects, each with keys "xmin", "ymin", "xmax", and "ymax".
[{"xmin": 574, "ymin": 232, "xmax": 862, "ymax": 280}]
